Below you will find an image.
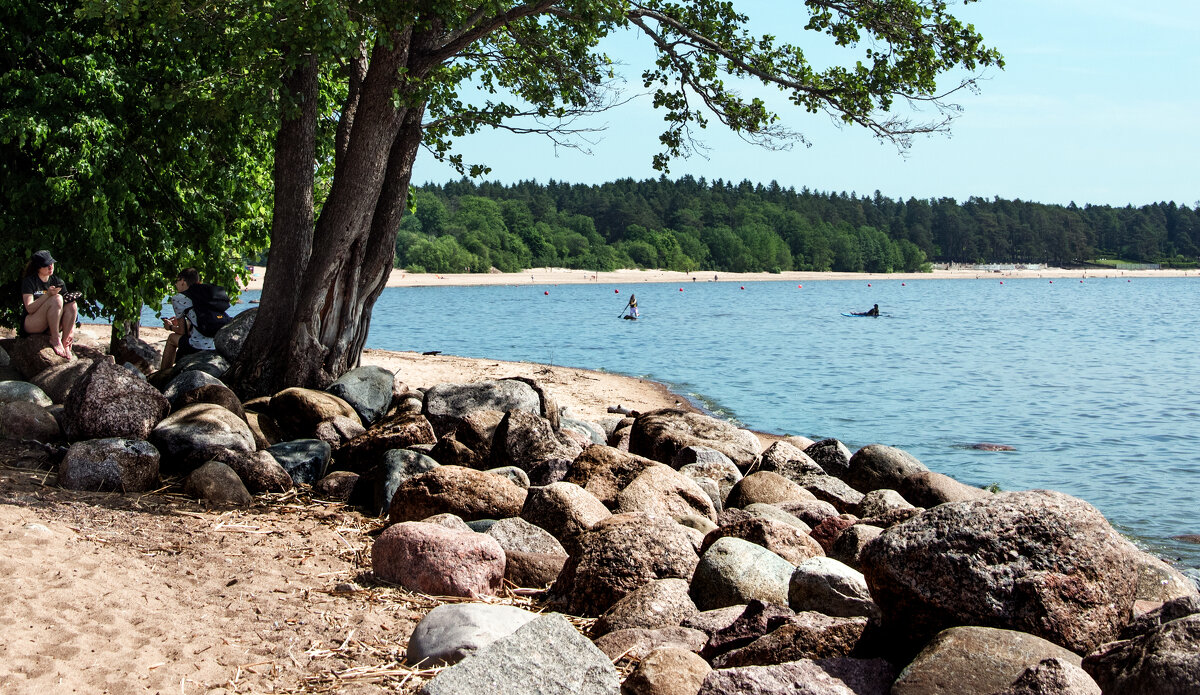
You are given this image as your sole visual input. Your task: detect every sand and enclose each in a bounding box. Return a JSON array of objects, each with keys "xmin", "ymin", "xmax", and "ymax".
[{"xmin": 241, "ymin": 265, "xmax": 1199, "ymax": 291}]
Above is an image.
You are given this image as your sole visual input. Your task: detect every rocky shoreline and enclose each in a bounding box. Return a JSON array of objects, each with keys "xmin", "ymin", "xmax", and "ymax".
[{"xmin": 2, "ymin": 311, "xmax": 1198, "ymax": 695}]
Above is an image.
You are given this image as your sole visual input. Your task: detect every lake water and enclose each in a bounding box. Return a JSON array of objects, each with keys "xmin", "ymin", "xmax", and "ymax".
[{"xmin": 150, "ymin": 276, "xmax": 1200, "ymax": 568}]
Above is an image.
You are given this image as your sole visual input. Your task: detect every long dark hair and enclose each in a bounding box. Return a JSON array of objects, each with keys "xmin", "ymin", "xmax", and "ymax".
[{"xmin": 21, "ymin": 257, "xmax": 41, "ymax": 279}]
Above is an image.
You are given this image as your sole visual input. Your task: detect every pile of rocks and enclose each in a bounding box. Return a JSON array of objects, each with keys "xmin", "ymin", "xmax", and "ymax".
[{"xmin": 2, "ymin": 318, "xmax": 1198, "ymax": 695}]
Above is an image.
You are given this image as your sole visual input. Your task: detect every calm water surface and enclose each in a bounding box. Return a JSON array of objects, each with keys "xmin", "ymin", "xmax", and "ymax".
[{"xmin": 361, "ymin": 276, "xmax": 1200, "ymax": 568}]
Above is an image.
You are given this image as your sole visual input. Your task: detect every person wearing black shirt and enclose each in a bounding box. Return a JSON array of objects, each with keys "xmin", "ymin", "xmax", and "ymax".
[
  {"xmin": 853, "ymin": 304, "xmax": 880, "ymax": 317},
  {"xmin": 20, "ymin": 250, "xmax": 78, "ymax": 358}
]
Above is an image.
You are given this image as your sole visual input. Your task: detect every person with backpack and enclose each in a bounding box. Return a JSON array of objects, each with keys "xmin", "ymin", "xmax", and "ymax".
[{"xmin": 160, "ymin": 268, "xmax": 232, "ymax": 370}]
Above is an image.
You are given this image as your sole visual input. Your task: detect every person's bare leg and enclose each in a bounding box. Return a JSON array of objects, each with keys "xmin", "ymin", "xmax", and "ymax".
[
  {"xmin": 61, "ymin": 301, "xmax": 78, "ymax": 356},
  {"xmin": 26, "ymin": 296, "xmax": 68, "ymax": 357},
  {"xmin": 161, "ymin": 332, "xmax": 180, "ymax": 371}
]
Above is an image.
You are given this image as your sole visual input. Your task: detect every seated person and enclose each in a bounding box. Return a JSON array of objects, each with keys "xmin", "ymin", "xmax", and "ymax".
[
  {"xmin": 160, "ymin": 268, "xmax": 230, "ymax": 370},
  {"xmin": 20, "ymin": 250, "xmax": 78, "ymax": 358}
]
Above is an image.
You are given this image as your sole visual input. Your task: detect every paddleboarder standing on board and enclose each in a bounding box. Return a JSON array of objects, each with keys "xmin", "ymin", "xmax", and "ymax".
[{"xmin": 622, "ymin": 293, "xmax": 639, "ymax": 319}]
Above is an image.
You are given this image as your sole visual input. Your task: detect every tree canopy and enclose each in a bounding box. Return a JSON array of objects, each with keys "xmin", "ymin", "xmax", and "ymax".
[{"xmin": 3, "ymin": 0, "xmax": 1003, "ymax": 394}]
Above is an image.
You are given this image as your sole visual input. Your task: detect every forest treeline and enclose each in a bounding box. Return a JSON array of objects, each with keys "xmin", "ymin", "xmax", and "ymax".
[{"xmin": 394, "ymin": 177, "xmax": 1200, "ymax": 274}]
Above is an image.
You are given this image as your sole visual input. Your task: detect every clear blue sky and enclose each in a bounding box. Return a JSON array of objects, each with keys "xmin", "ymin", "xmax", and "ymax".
[{"xmin": 412, "ymin": 0, "xmax": 1199, "ymax": 207}]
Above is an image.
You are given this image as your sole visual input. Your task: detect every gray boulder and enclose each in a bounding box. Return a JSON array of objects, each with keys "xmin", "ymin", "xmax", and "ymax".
[
  {"xmin": 63, "ymin": 357, "xmax": 170, "ymax": 441},
  {"xmin": 184, "ymin": 461, "xmax": 254, "ymax": 506},
  {"xmin": 900, "ymin": 470, "xmax": 990, "ymax": 508},
  {"xmin": 743, "ymin": 503, "xmax": 812, "ymax": 532},
  {"xmin": 594, "ymin": 578, "xmax": 698, "ymax": 636},
  {"xmin": 857, "ymin": 489, "xmax": 915, "ymax": 518},
  {"xmin": 407, "ymin": 603, "xmax": 539, "ymax": 667},
  {"xmin": 593, "ymin": 626, "xmax": 707, "ymax": 661},
  {"xmin": 490, "ymin": 409, "xmax": 581, "ymax": 485},
  {"xmin": 697, "ymin": 658, "xmax": 896, "ymax": 695},
  {"xmin": 485, "ymin": 517, "xmax": 566, "ymax": 556},
  {"xmin": 564, "ymin": 444, "xmax": 661, "ymax": 505},
  {"xmin": 774, "ymin": 499, "xmax": 842, "ymax": 528},
  {"xmin": 560, "ymin": 415, "xmax": 606, "ymax": 445},
  {"xmin": 753, "ymin": 440, "xmax": 824, "ymax": 481},
  {"xmin": 630, "ymin": 409, "xmax": 760, "ymax": 469},
  {"xmin": 163, "ymin": 370, "xmax": 225, "ymax": 408},
  {"xmin": 793, "ymin": 473, "xmax": 866, "ymax": 514},
  {"xmin": 829, "ymin": 524, "xmax": 883, "ymax": 569},
  {"xmin": 711, "ymin": 612, "xmax": 869, "ymax": 668},
  {"xmin": 703, "ymin": 517, "xmax": 823, "ymax": 566},
  {"xmin": 269, "ymin": 387, "xmax": 360, "ymax": 440},
  {"xmin": 521, "ymin": 481, "xmax": 612, "ymax": 554},
  {"xmin": 169, "ymin": 351, "xmax": 230, "ymax": 380},
  {"xmin": 328, "ymin": 365, "xmax": 395, "ymax": 426},
  {"xmin": 485, "ymin": 466, "xmax": 529, "ymax": 489},
  {"xmin": 213, "ymin": 306, "xmax": 255, "ymax": 360},
  {"xmin": 621, "ymin": 648, "xmax": 711, "ymax": 695},
  {"xmin": 679, "ymin": 455, "xmax": 743, "ymax": 503},
  {"xmin": 861, "ymin": 490, "xmax": 1141, "ymax": 655},
  {"xmin": 726, "ymin": 471, "xmax": 816, "ymax": 509},
  {"xmin": 690, "ymin": 537, "xmax": 795, "ymax": 611},
  {"xmin": 0, "ymin": 379, "xmax": 52, "ymax": 408},
  {"xmin": 789, "ymin": 556, "xmax": 879, "ymax": 619},
  {"xmin": 891, "ymin": 626, "xmax": 1083, "ymax": 695},
  {"xmin": 150, "ymin": 402, "xmax": 257, "ymax": 472},
  {"xmin": 418, "ymin": 613, "xmax": 618, "ymax": 695},
  {"xmin": 423, "ymin": 380, "xmax": 542, "ymax": 438},
  {"xmin": 991, "ymin": 658, "xmax": 1100, "ymax": 695},
  {"xmin": 59, "ymin": 438, "xmax": 160, "ymax": 492},
  {"xmin": 265, "ymin": 439, "xmax": 331, "ymax": 485},
  {"xmin": 6, "ymin": 333, "xmax": 70, "ymax": 379},
  {"xmin": 335, "ymin": 413, "xmax": 438, "ymax": 472},
  {"xmin": 224, "ymin": 449, "xmax": 293, "ymax": 493},
  {"xmin": 617, "ymin": 464, "xmax": 718, "ymax": 522},
  {"xmin": 368, "ymin": 448, "xmax": 441, "ymax": 516},
  {"xmin": 388, "ymin": 466, "xmax": 526, "ymax": 523},
  {"xmin": 804, "ymin": 438, "xmax": 853, "ymax": 479}
]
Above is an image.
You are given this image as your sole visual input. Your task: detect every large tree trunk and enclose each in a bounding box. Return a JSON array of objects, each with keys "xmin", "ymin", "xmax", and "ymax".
[
  {"xmin": 226, "ymin": 52, "xmax": 319, "ymax": 398},
  {"xmin": 227, "ymin": 30, "xmax": 426, "ymax": 398}
]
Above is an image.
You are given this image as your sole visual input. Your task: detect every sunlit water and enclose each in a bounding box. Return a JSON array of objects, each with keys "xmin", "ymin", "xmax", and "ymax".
[{"xmin": 147, "ymin": 276, "xmax": 1200, "ymax": 568}]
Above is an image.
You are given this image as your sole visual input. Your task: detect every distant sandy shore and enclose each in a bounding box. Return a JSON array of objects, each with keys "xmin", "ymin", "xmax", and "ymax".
[{"xmin": 242, "ymin": 265, "xmax": 1198, "ymax": 291}]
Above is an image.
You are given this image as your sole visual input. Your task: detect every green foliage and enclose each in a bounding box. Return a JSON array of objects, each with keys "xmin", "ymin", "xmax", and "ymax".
[{"xmin": 0, "ymin": 0, "xmax": 272, "ymax": 330}]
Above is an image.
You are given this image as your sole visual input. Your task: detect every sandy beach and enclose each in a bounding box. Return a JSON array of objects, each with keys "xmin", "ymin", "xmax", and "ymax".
[{"xmin": 242, "ymin": 265, "xmax": 1199, "ymax": 291}]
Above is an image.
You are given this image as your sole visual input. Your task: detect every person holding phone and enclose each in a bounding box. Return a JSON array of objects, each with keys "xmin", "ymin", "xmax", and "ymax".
[{"xmin": 20, "ymin": 250, "xmax": 78, "ymax": 358}]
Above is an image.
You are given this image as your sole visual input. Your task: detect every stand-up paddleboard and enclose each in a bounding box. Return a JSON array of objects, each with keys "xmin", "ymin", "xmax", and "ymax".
[{"xmin": 622, "ymin": 315, "xmax": 638, "ymax": 320}]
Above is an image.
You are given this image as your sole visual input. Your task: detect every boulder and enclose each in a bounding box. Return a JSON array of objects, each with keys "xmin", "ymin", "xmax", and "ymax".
[
  {"xmin": 265, "ymin": 439, "xmax": 332, "ymax": 486},
  {"xmin": 843, "ymin": 444, "xmax": 929, "ymax": 493},
  {"xmin": 418, "ymin": 614, "xmax": 619, "ymax": 695},
  {"xmin": 452, "ymin": 409, "xmax": 507, "ymax": 457},
  {"xmin": 564, "ymin": 444, "xmax": 660, "ymax": 505},
  {"xmin": 428, "ymin": 433, "xmax": 483, "ymax": 469},
  {"xmin": 6, "ymin": 333, "xmax": 70, "ymax": 379},
  {"xmin": 621, "ymin": 647, "xmax": 711, "ymax": 695},
  {"xmin": 372, "ymin": 522, "xmax": 506, "ymax": 598},
  {"xmin": 29, "ymin": 358, "xmax": 93, "ymax": 404},
  {"xmin": 810, "ymin": 516, "xmax": 858, "ymax": 553},
  {"xmin": 313, "ymin": 415, "xmax": 366, "ymax": 448},
  {"xmin": 269, "ymin": 387, "xmax": 360, "ymax": 440},
  {"xmin": 149, "ymin": 402, "xmax": 257, "ymax": 472},
  {"xmin": 681, "ymin": 606, "xmax": 750, "ymax": 640},
  {"xmin": 245, "ymin": 411, "xmax": 285, "ymax": 449},
  {"xmin": 184, "ymin": 461, "xmax": 254, "ymax": 507},
  {"xmin": 550, "ymin": 512, "xmax": 699, "ymax": 617},
  {"xmin": 0, "ymin": 379, "xmax": 53, "ymax": 408},
  {"xmin": 163, "ymin": 370, "xmax": 227, "ymax": 410},
  {"xmin": 594, "ymin": 578, "xmax": 699, "ymax": 637},
  {"xmin": 900, "ymin": 471, "xmax": 990, "ymax": 508},
  {"xmin": 679, "ymin": 455, "xmax": 743, "ymax": 503},
  {"xmin": 328, "ymin": 365, "xmax": 396, "ymax": 427},
  {"xmin": 856, "ymin": 489, "xmax": 915, "ymax": 518},
  {"xmin": 1130, "ymin": 549, "xmax": 1200, "ymax": 603},
  {"xmin": 224, "ymin": 449, "xmax": 293, "ymax": 493},
  {"xmin": 168, "ymin": 351, "xmax": 230, "ymax": 381},
  {"xmin": 690, "ymin": 537, "xmax": 795, "ymax": 611},
  {"xmin": 725, "ymin": 471, "xmax": 816, "ymax": 509},
  {"xmin": 406, "ymin": 603, "xmax": 539, "ymax": 666},
  {"xmin": 366, "ymin": 448, "xmax": 442, "ymax": 515},
  {"xmin": 213, "ymin": 307, "xmax": 255, "ymax": 360},
  {"xmin": 630, "ymin": 409, "xmax": 760, "ymax": 469},
  {"xmin": 792, "ymin": 473, "xmax": 865, "ymax": 514},
  {"xmin": 860, "ymin": 490, "xmax": 1141, "ymax": 655},
  {"xmin": 1081, "ymin": 614, "xmax": 1200, "ymax": 695},
  {"xmin": 594, "ymin": 627, "xmax": 708, "ymax": 661},
  {"xmin": 388, "ymin": 466, "xmax": 526, "ymax": 523},
  {"xmin": 752, "ymin": 441, "xmax": 824, "ymax": 482},
  {"xmin": 486, "ymin": 465, "xmax": 530, "ymax": 489},
  {"xmin": 774, "ymin": 499, "xmax": 842, "ymax": 529},
  {"xmin": 804, "ymin": 439, "xmax": 854, "ymax": 480},
  {"xmin": 0, "ymin": 400, "xmax": 60, "ymax": 442},
  {"xmin": 711, "ymin": 612, "xmax": 869, "ymax": 668},
  {"xmin": 561, "ymin": 415, "xmax": 606, "ymax": 445},
  {"xmin": 485, "ymin": 517, "xmax": 566, "ymax": 556},
  {"xmin": 828, "ymin": 524, "xmax": 883, "ymax": 569},
  {"xmin": 312, "ymin": 471, "xmax": 358, "ymax": 501},
  {"xmin": 743, "ymin": 503, "xmax": 812, "ymax": 532},
  {"xmin": 891, "ymin": 626, "xmax": 1083, "ymax": 695},
  {"xmin": 63, "ymin": 357, "xmax": 170, "ymax": 441},
  {"xmin": 617, "ymin": 464, "xmax": 718, "ymax": 522},
  {"xmin": 702, "ymin": 517, "xmax": 823, "ymax": 566},
  {"xmin": 490, "ymin": 409, "xmax": 581, "ymax": 485},
  {"xmin": 1121, "ymin": 595, "xmax": 1200, "ymax": 640},
  {"xmin": 58, "ymin": 438, "xmax": 160, "ymax": 492},
  {"xmin": 504, "ymin": 550, "xmax": 568, "ymax": 589},
  {"xmin": 334, "ymin": 414, "xmax": 437, "ymax": 472},
  {"xmin": 991, "ymin": 658, "xmax": 1100, "ymax": 695},
  {"xmin": 700, "ymin": 600, "xmax": 795, "ymax": 659},
  {"xmin": 422, "ymin": 513, "xmax": 473, "ymax": 532},
  {"xmin": 696, "ymin": 658, "xmax": 896, "ymax": 695},
  {"xmin": 789, "ymin": 556, "xmax": 879, "ymax": 619},
  {"xmin": 422, "ymin": 380, "xmax": 542, "ymax": 438},
  {"xmin": 521, "ymin": 482, "xmax": 612, "ymax": 554},
  {"xmin": 671, "ymin": 445, "xmax": 740, "ymax": 469}
]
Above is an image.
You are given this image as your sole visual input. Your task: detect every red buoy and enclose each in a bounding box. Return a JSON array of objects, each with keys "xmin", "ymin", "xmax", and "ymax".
[
  {"xmin": 797, "ymin": 285, "xmax": 802, "ymax": 289},
  {"xmin": 544, "ymin": 291, "xmax": 549, "ymax": 295},
  {"xmin": 867, "ymin": 283, "xmax": 872, "ymax": 287},
  {"xmin": 740, "ymin": 286, "xmax": 745, "ymax": 290},
  {"xmin": 901, "ymin": 283, "xmax": 906, "ymax": 286},
  {"xmin": 614, "ymin": 289, "xmax": 619, "ymax": 293},
  {"xmin": 679, "ymin": 288, "xmax": 683, "ymax": 292}
]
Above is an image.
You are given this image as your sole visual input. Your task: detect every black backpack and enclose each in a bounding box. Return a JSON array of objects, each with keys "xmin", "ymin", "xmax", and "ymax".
[{"xmin": 182, "ymin": 283, "xmax": 233, "ymax": 337}]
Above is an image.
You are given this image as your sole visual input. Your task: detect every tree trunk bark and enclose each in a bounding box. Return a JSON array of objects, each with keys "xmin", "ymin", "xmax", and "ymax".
[{"xmin": 226, "ymin": 51, "xmax": 318, "ymax": 399}]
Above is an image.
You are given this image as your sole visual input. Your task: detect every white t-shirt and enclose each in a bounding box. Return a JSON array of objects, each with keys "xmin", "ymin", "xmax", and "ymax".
[{"xmin": 169, "ymin": 293, "xmax": 216, "ymax": 351}]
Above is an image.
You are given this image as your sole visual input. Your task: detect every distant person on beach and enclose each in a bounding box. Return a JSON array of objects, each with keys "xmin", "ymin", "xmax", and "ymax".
[
  {"xmin": 19, "ymin": 249, "xmax": 79, "ymax": 358},
  {"xmin": 160, "ymin": 268, "xmax": 231, "ymax": 370},
  {"xmin": 623, "ymin": 293, "xmax": 639, "ymax": 319},
  {"xmin": 853, "ymin": 304, "xmax": 880, "ymax": 317}
]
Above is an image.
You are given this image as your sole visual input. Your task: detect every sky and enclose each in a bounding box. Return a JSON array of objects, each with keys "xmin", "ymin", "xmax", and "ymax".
[{"xmin": 411, "ymin": 0, "xmax": 1199, "ymax": 208}]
